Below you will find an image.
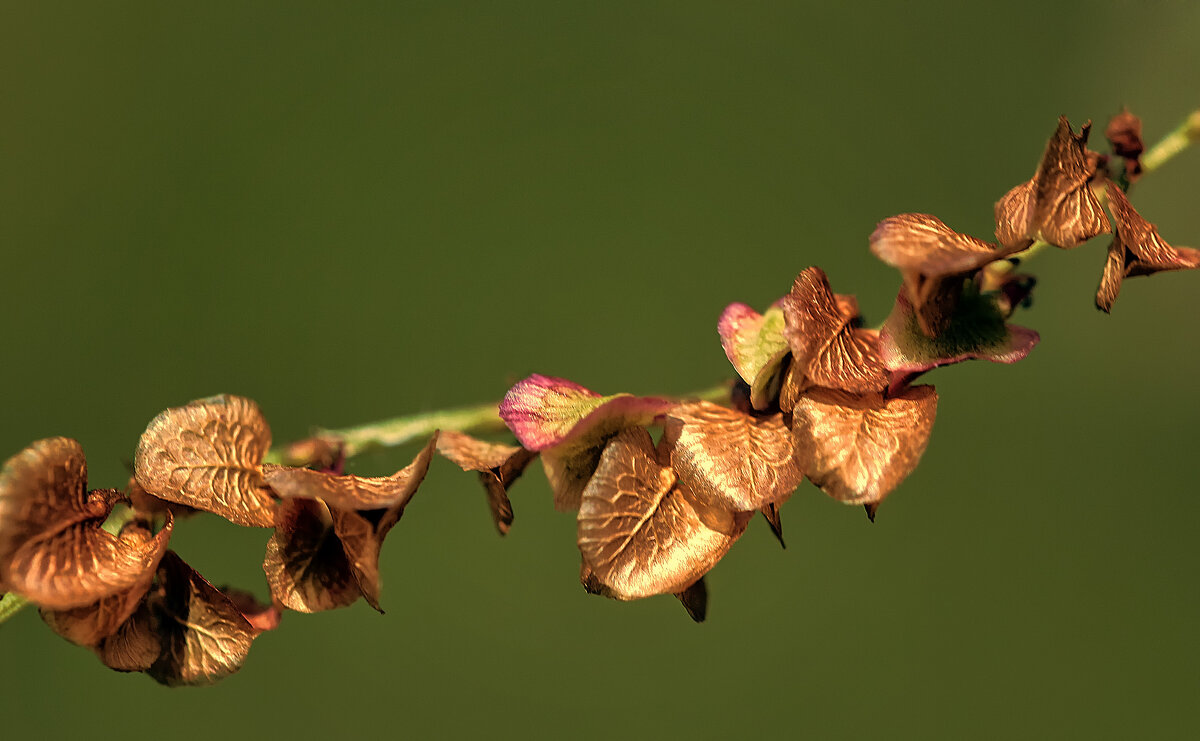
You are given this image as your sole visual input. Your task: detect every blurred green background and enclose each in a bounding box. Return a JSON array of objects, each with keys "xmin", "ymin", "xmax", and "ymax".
[{"xmin": 2, "ymin": 2, "xmax": 1198, "ymax": 738}]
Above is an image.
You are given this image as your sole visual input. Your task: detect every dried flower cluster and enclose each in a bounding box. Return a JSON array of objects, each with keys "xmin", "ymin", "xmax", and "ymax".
[{"xmin": 0, "ymin": 111, "xmax": 1195, "ymax": 686}]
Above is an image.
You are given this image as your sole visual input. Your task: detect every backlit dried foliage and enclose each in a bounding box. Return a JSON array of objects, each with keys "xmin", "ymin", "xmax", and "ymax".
[
  {"xmin": 2, "ymin": 111, "xmax": 1197, "ymax": 679},
  {"xmin": 263, "ymin": 498, "xmax": 362, "ymax": 613},
  {"xmin": 577, "ymin": 428, "xmax": 748, "ymax": 601},
  {"xmin": 144, "ymin": 551, "xmax": 273, "ymax": 687},
  {"xmin": 995, "ymin": 116, "xmax": 1111, "ymax": 251},
  {"xmin": 0, "ymin": 438, "xmax": 173, "ymax": 610},
  {"xmin": 664, "ymin": 401, "xmax": 802, "ymax": 512},
  {"xmin": 792, "ymin": 386, "xmax": 938, "ymax": 507},
  {"xmin": 134, "ymin": 395, "xmax": 277, "ymax": 527},
  {"xmin": 1095, "ymin": 181, "xmax": 1200, "ymax": 312},
  {"xmin": 781, "ymin": 267, "xmax": 888, "ymax": 394}
]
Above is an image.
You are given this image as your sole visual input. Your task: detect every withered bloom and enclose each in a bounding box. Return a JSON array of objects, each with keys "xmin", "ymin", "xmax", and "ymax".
[
  {"xmin": 1095, "ymin": 182, "xmax": 1200, "ymax": 312},
  {"xmin": 779, "ymin": 267, "xmax": 888, "ymax": 397},
  {"xmin": 261, "ymin": 434, "xmax": 438, "ymax": 612},
  {"xmin": 791, "ymin": 386, "xmax": 938, "ymax": 512},
  {"xmin": 576, "ymin": 428, "xmax": 748, "ymax": 601},
  {"xmin": 499, "ymin": 374, "xmax": 673, "ymax": 510},
  {"xmin": 436, "ymin": 430, "xmax": 537, "ymax": 535},
  {"xmin": 0, "ymin": 438, "xmax": 173, "ymax": 611},
  {"xmin": 870, "ymin": 213, "xmax": 1019, "ymax": 337},
  {"xmin": 995, "ymin": 116, "xmax": 1111, "ymax": 251},
  {"xmin": 134, "ymin": 395, "xmax": 278, "ymax": 527}
]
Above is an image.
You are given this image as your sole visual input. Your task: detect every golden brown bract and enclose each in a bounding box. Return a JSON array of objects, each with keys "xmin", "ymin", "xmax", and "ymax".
[
  {"xmin": 576, "ymin": 428, "xmax": 746, "ymax": 601},
  {"xmin": 791, "ymin": 385, "xmax": 938, "ymax": 509},
  {"xmin": 145, "ymin": 551, "xmax": 263, "ymax": 687},
  {"xmin": 134, "ymin": 395, "xmax": 277, "ymax": 528},
  {"xmin": 0, "ymin": 438, "xmax": 174, "ymax": 610},
  {"xmin": 781, "ymin": 267, "xmax": 888, "ymax": 394},
  {"xmin": 1096, "ymin": 182, "xmax": 1200, "ymax": 312},
  {"xmin": 436, "ymin": 430, "xmax": 537, "ymax": 535},
  {"xmin": 38, "ymin": 520, "xmax": 172, "ymax": 646},
  {"xmin": 995, "ymin": 117, "xmax": 1111, "ymax": 251},
  {"xmin": 263, "ymin": 498, "xmax": 362, "ymax": 613},
  {"xmin": 663, "ymin": 401, "xmax": 803, "ymax": 512},
  {"xmin": 0, "ymin": 438, "xmax": 92, "ymax": 575}
]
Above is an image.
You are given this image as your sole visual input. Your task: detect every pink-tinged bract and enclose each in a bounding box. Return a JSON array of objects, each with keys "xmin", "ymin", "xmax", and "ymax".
[{"xmin": 717, "ymin": 302, "xmax": 789, "ymax": 410}]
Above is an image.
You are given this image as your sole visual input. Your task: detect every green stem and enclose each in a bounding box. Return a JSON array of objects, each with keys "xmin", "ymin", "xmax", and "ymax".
[
  {"xmin": 310, "ymin": 401, "xmax": 506, "ymax": 459},
  {"xmin": 0, "ymin": 593, "xmax": 28, "ymax": 625},
  {"xmin": 1141, "ymin": 109, "xmax": 1200, "ymax": 173},
  {"xmin": 266, "ymin": 384, "xmax": 732, "ymax": 464}
]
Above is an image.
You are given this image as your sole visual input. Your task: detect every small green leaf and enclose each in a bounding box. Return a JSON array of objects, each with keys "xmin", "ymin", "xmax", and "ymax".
[{"xmin": 718, "ymin": 303, "xmax": 790, "ymax": 410}]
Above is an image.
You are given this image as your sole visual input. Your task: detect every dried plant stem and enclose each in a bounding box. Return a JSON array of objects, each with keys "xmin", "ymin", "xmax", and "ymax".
[
  {"xmin": 1141, "ymin": 109, "xmax": 1199, "ymax": 173},
  {"xmin": 1, "ymin": 112, "xmax": 1195, "ymax": 631}
]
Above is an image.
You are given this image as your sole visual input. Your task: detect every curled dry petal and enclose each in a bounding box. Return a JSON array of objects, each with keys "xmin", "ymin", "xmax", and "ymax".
[
  {"xmin": 780, "ymin": 268, "xmax": 888, "ymax": 394},
  {"xmin": 995, "ymin": 116, "xmax": 1111, "ymax": 250},
  {"xmin": 263, "ymin": 498, "xmax": 361, "ymax": 613},
  {"xmin": 39, "ymin": 518, "xmax": 173, "ymax": 645},
  {"xmin": 262, "ymin": 459, "xmax": 427, "ymax": 512},
  {"xmin": 870, "ymin": 213, "xmax": 1018, "ymax": 336},
  {"xmin": 95, "ymin": 600, "xmax": 161, "ymax": 672},
  {"xmin": 436, "ymin": 430, "xmax": 537, "ymax": 535},
  {"xmin": 327, "ymin": 508, "xmax": 387, "ymax": 611},
  {"xmin": 134, "ymin": 395, "xmax": 276, "ymax": 528},
  {"xmin": 1095, "ymin": 182, "xmax": 1200, "ymax": 312},
  {"xmin": 0, "ymin": 438, "xmax": 174, "ymax": 609},
  {"xmin": 6, "ymin": 512, "xmax": 173, "ymax": 611},
  {"xmin": 663, "ymin": 401, "xmax": 803, "ymax": 512},
  {"xmin": 718, "ymin": 303, "xmax": 790, "ymax": 410},
  {"xmin": 577, "ymin": 428, "xmax": 747, "ymax": 601},
  {"xmin": 0, "ymin": 437, "xmax": 94, "ymax": 583},
  {"xmin": 792, "ymin": 385, "xmax": 938, "ymax": 508},
  {"xmin": 145, "ymin": 551, "xmax": 264, "ymax": 687},
  {"xmin": 500, "ymin": 374, "xmax": 673, "ymax": 511},
  {"xmin": 879, "ymin": 288, "xmax": 1039, "ymax": 389},
  {"xmin": 270, "ymin": 433, "xmax": 436, "ymax": 529}
]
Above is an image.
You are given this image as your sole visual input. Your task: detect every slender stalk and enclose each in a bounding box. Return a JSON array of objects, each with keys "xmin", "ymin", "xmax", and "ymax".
[
  {"xmin": 0, "ymin": 593, "xmax": 27, "ymax": 625},
  {"xmin": 1141, "ymin": 109, "xmax": 1200, "ymax": 173},
  {"xmin": 267, "ymin": 384, "xmax": 732, "ymax": 464},
  {"xmin": 1, "ymin": 112, "xmax": 1195, "ymax": 629},
  {"xmin": 312, "ymin": 401, "xmax": 505, "ymax": 459}
]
